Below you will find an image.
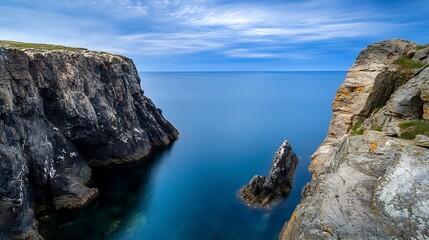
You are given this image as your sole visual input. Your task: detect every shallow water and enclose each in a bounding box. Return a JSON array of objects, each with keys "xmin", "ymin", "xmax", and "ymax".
[{"xmin": 54, "ymin": 72, "xmax": 345, "ymax": 240}]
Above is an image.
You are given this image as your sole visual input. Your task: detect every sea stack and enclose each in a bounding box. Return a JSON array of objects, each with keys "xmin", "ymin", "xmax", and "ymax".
[
  {"xmin": 239, "ymin": 140, "xmax": 299, "ymax": 207},
  {"xmin": 0, "ymin": 44, "xmax": 178, "ymax": 239}
]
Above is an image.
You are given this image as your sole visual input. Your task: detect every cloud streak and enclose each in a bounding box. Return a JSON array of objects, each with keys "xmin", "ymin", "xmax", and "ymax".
[
  {"xmin": 0, "ymin": 0, "xmax": 427, "ymax": 70},
  {"xmin": 109, "ymin": 0, "xmax": 414, "ymax": 58}
]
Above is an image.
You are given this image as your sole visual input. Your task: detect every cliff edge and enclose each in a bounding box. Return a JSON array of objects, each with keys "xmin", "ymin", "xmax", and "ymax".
[
  {"xmin": 281, "ymin": 39, "xmax": 429, "ymax": 239},
  {"xmin": 0, "ymin": 44, "xmax": 178, "ymax": 239}
]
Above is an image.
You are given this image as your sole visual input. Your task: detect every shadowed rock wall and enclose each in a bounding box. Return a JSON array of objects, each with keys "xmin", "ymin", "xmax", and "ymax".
[{"xmin": 0, "ymin": 47, "xmax": 178, "ymax": 239}]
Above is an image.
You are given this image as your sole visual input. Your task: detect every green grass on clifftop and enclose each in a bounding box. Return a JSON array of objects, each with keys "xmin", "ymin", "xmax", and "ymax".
[
  {"xmin": 398, "ymin": 120, "xmax": 429, "ymax": 140},
  {"xmin": 0, "ymin": 40, "xmax": 86, "ymax": 51},
  {"xmin": 394, "ymin": 56, "xmax": 425, "ymax": 69},
  {"xmin": 417, "ymin": 44, "xmax": 429, "ymax": 50}
]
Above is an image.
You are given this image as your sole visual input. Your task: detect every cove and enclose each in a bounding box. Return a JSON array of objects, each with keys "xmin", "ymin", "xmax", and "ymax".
[{"xmin": 51, "ymin": 71, "xmax": 345, "ymax": 240}]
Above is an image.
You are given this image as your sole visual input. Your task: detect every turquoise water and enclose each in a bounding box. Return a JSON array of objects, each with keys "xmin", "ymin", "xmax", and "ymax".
[{"xmin": 53, "ymin": 72, "xmax": 345, "ymax": 240}]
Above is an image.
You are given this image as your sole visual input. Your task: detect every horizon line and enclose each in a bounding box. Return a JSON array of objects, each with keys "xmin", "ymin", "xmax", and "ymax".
[{"xmin": 139, "ymin": 70, "xmax": 347, "ymax": 73}]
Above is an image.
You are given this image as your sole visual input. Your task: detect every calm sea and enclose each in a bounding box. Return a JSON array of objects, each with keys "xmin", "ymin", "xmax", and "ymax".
[{"xmin": 53, "ymin": 72, "xmax": 345, "ymax": 240}]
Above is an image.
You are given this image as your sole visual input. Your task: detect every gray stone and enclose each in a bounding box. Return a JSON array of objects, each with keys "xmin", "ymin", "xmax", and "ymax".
[
  {"xmin": 412, "ymin": 47, "xmax": 429, "ymax": 64},
  {"xmin": 385, "ymin": 68, "xmax": 428, "ymax": 119},
  {"xmin": 239, "ymin": 141, "xmax": 299, "ymax": 207},
  {"xmin": 281, "ymin": 131, "xmax": 429, "ymax": 239},
  {"xmin": 311, "ymin": 39, "xmax": 417, "ymax": 174},
  {"xmin": 413, "ymin": 134, "xmax": 429, "ymax": 148}
]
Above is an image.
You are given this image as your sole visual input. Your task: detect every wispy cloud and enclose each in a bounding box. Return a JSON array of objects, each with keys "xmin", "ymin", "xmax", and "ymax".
[
  {"xmin": 108, "ymin": 0, "xmax": 401, "ymax": 58},
  {"xmin": 93, "ymin": 0, "xmax": 149, "ymax": 18},
  {"xmin": 0, "ymin": 0, "xmax": 427, "ymax": 70}
]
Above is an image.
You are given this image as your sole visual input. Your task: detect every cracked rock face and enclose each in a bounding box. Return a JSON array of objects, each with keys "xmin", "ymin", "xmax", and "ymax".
[
  {"xmin": 0, "ymin": 47, "xmax": 178, "ymax": 239},
  {"xmin": 282, "ymin": 131, "xmax": 429, "ymax": 239},
  {"xmin": 311, "ymin": 39, "xmax": 418, "ymax": 174},
  {"xmin": 281, "ymin": 39, "xmax": 429, "ymax": 239},
  {"xmin": 239, "ymin": 141, "xmax": 299, "ymax": 207}
]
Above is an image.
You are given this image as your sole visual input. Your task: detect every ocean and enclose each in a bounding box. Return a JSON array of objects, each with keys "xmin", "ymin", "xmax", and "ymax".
[{"xmin": 53, "ymin": 72, "xmax": 345, "ymax": 240}]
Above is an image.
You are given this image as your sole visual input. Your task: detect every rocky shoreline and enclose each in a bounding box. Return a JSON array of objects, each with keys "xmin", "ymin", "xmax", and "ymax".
[
  {"xmin": 0, "ymin": 46, "xmax": 178, "ymax": 239},
  {"xmin": 280, "ymin": 39, "xmax": 429, "ymax": 239},
  {"xmin": 1, "ymin": 39, "xmax": 428, "ymax": 240}
]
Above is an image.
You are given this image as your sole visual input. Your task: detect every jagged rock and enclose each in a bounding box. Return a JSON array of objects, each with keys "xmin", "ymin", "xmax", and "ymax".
[
  {"xmin": 311, "ymin": 39, "xmax": 417, "ymax": 173},
  {"xmin": 413, "ymin": 134, "xmax": 429, "ymax": 148},
  {"xmin": 412, "ymin": 46, "xmax": 429, "ymax": 64},
  {"xmin": 281, "ymin": 39, "xmax": 429, "ymax": 239},
  {"xmin": 281, "ymin": 131, "xmax": 429, "ymax": 239},
  {"xmin": 0, "ymin": 46, "xmax": 178, "ymax": 239},
  {"xmin": 421, "ymin": 78, "xmax": 429, "ymax": 120},
  {"xmin": 239, "ymin": 141, "xmax": 299, "ymax": 207},
  {"xmin": 362, "ymin": 67, "xmax": 429, "ymax": 136},
  {"xmin": 385, "ymin": 68, "xmax": 427, "ymax": 119}
]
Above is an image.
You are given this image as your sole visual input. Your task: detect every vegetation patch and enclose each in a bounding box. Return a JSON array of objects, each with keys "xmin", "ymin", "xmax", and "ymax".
[
  {"xmin": 371, "ymin": 126, "xmax": 383, "ymax": 132},
  {"xmin": 0, "ymin": 40, "xmax": 86, "ymax": 51},
  {"xmin": 417, "ymin": 44, "xmax": 429, "ymax": 50},
  {"xmin": 351, "ymin": 122, "xmax": 364, "ymax": 136},
  {"xmin": 394, "ymin": 56, "xmax": 425, "ymax": 69},
  {"xmin": 393, "ymin": 56, "xmax": 425, "ymax": 87},
  {"xmin": 398, "ymin": 120, "xmax": 429, "ymax": 140}
]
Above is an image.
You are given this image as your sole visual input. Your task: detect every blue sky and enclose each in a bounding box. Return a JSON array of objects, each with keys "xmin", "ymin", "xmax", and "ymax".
[{"xmin": 0, "ymin": 0, "xmax": 428, "ymax": 71}]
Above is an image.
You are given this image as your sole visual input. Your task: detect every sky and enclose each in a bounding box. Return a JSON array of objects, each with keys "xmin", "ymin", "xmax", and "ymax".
[{"xmin": 0, "ymin": 0, "xmax": 428, "ymax": 71}]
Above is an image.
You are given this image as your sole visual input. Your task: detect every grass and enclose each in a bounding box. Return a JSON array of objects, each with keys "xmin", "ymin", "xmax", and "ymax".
[
  {"xmin": 394, "ymin": 56, "xmax": 425, "ymax": 69},
  {"xmin": 0, "ymin": 40, "xmax": 86, "ymax": 51},
  {"xmin": 351, "ymin": 122, "xmax": 364, "ymax": 136},
  {"xmin": 393, "ymin": 56, "xmax": 425, "ymax": 86},
  {"xmin": 371, "ymin": 126, "xmax": 383, "ymax": 132},
  {"xmin": 417, "ymin": 44, "xmax": 429, "ymax": 50},
  {"xmin": 398, "ymin": 120, "xmax": 429, "ymax": 140}
]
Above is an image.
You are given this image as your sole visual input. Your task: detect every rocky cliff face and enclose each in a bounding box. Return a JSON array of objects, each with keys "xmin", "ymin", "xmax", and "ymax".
[
  {"xmin": 0, "ymin": 46, "xmax": 178, "ymax": 239},
  {"xmin": 281, "ymin": 39, "xmax": 429, "ymax": 239}
]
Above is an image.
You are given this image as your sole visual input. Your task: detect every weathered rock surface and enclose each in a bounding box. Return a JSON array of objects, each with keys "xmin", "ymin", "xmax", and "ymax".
[
  {"xmin": 0, "ymin": 46, "xmax": 178, "ymax": 239},
  {"xmin": 281, "ymin": 40, "xmax": 429, "ymax": 239},
  {"xmin": 413, "ymin": 134, "xmax": 429, "ymax": 148},
  {"xmin": 311, "ymin": 39, "xmax": 417, "ymax": 174},
  {"xmin": 239, "ymin": 141, "xmax": 299, "ymax": 207},
  {"xmin": 282, "ymin": 131, "xmax": 429, "ymax": 239}
]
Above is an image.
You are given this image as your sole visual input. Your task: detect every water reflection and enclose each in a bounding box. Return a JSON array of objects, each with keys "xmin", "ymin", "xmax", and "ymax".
[{"xmin": 43, "ymin": 145, "xmax": 175, "ymax": 240}]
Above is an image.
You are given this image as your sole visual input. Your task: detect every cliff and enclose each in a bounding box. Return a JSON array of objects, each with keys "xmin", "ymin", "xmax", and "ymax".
[
  {"xmin": 0, "ymin": 44, "xmax": 178, "ymax": 239},
  {"xmin": 281, "ymin": 39, "xmax": 429, "ymax": 239}
]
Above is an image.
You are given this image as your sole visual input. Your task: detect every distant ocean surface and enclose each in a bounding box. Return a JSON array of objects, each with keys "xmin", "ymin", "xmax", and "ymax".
[{"xmin": 54, "ymin": 72, "xmax": 345, "ymax": 240}]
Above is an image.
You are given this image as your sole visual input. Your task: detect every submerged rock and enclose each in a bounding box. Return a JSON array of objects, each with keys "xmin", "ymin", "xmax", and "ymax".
[
  {"xmin": 239, "ymin": 141, "xmax": 299, "ymax": 207},
  {"xmin": 0, "ymin": 45, "xmax": 178, "ymax": 239}
]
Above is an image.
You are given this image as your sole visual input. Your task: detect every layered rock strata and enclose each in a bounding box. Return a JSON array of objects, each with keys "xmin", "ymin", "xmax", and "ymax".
[
  {"xmin": 281, "ymin": 39, "xmax": 429, "ymax": 239},
  {"xmin": 0, "ymin": 46, "xmax": 178, "ymax": 239},
  {"xmin": 240, "ymin": 141, "xmax": 299, "ymax": 207}
]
